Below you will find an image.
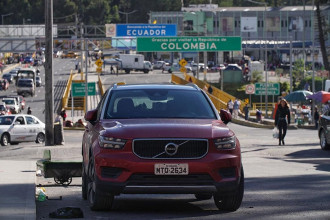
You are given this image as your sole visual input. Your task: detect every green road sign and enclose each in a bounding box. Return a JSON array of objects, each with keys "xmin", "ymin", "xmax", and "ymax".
[
  {"xmin": 255, "ymin": 83, "xmax": 280, "ymax": 95},
  {"xmin": 136, "ymin": 36, "xmax": 241, "ymax": 52},
  {"xmin": 72, "ymin": 82, "xmax": 96, "ymax": 97}
]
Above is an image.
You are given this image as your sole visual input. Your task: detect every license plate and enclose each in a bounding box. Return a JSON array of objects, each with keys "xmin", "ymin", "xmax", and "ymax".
[{"xmin": 154, "ymin": 164, "xmax": 189, "ymax": 175}]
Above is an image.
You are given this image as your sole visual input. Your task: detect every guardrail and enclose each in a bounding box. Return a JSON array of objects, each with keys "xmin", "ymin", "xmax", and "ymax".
[
  {"xmin": 62, "ymin": 70, "xmax": 75, "ymax": 110},
  {"xmin": 98, "ymin": 73, "xmax": 104, "ymax": 96},
  {"xmin": 252, "ymin": 103, "xmax": 275, "ymax": 112},
  {"xmin": 171, "ymin": 74, "xmax": 227, "ymax": 111},
  {"xmin": 180, "ymin": 74, "xmax": 246, "ymax": 112}
]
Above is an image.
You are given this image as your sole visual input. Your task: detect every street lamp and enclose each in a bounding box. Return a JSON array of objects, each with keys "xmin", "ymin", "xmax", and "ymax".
[
  {"xmin": 246, "ymin": 0, "xmax": 269, "ymax": 117},
  {"xmin": 1, "ymin": 13, "xmax": 13, "ymax": 25},
  {"xmin": 118, "ymin": 10, "xmax": 138, "ymax": 24}
]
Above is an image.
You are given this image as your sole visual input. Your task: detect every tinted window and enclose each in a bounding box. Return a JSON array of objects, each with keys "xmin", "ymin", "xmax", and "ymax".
[
  {"xmin": 0, "ymin": 116, "xmax": 14, "ymax": 125},
  {"xmin": 26, "ymin": 116, "xmax": 39, "ymax": 124},
  {"xmin": 17, "ymin": 80, "xmax": 33, "ymax": 87},
  {"xmin": 104, "ymin": 89, "xmax": 216, "ymax": 119}
]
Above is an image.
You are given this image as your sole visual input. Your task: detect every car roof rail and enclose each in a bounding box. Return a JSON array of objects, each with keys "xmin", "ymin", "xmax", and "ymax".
[{"xmin": 185, "ymin": 83, "xmax": 199, "ymax": 90}]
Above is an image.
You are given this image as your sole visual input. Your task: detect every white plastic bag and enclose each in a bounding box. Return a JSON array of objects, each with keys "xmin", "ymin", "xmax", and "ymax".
[{"xmin": 272, "ymin": 127, "xmax": 279, "ymax": 139}]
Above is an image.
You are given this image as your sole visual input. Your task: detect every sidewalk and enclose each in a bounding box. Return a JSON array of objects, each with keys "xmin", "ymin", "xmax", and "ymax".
[{"xmin": 0, "ymin": 160, "xmax": 36, "ymax": 220}]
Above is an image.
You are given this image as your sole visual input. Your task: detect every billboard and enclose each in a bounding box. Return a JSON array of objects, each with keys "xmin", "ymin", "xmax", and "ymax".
[
  {"xmin": 105, "ymin": 24, "xmax": 116, "ymax": 37},
  {"xmin": 266, "ymin": 17, "xmax": 280, "ymax": 32},
  {"xmin": 116, "ymin": 24, "xmax": 177, "ymax": 37},
  {"xmin": 137, "ymin": 37, "xmax": 242, "ymax": 52},
  {"xmin": 241, "ymin": 17, "xmax": 257, "ymax": 32},
  {"xmin": 221, "ymin": 17, "xmax": 233, "ymax": 32}
]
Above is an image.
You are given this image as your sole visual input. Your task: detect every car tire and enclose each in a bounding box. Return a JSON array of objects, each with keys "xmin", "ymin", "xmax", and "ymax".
[
  {"xmin": 214, "ymin": 167, "xmax": 244, "ymax": 212},
  {"xmin": 195, "ymin": 193, "xmax": 213, "ymax": 200},
  {"xmin": 1, "ymin": 133, "xmax": 9, "ymax": 146},
  {"xmin": 36, "ymin": 133, "xmax": 45, "ymax": 143},
  {"xmin": 87, "ymin": 156, "xmax": 114, "ymax": 211},
  {"xmin": 320, "ymin": 130, "xmax": 330, "ymax": 150},
  {"xmin": 82, "ymin": 163, "xmax": 88, "ymax": 200}
]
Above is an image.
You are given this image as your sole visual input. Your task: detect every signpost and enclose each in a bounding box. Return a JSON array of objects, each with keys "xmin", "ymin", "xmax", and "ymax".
[
  {"xmin": 255, "ymin": 83, "xmax": 280, "ymax": 95},
  {"xmin": 72, "ymin": 82, "xmax": 96, "ymax": 97},
  {"xmin": 115, "ymin": 24, "xmax": 177, "ymax": 37},
  {"xmin": 245, "ymin": 84, "xmax": 255, "ymax": 105},
  {"xmin": 137, "ymin": 36, "xmax": 242, "ymax": 52},
  {"xmin": 95, "ymin": 59, "xmax": 103, "ymax": 73},
  {"xmin": 179, "ymin": 58, "xmax": 187, "ymax": 75}
]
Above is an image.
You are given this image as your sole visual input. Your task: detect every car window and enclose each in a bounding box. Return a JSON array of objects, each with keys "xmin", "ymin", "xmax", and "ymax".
[
  {"xmin": 0, "ymin": 116, "xmax": 14, "ymax": 125},
  {"xmin": 25, "ymin": 116, "xmax": 39, "ymax": 125},
  {"xmin": 15, "ymin": 116, "xmax": 25, "ymax": 125},
  {"xmin": 104, "ymin": 89, "xmax": 216, "ymax": 119}
]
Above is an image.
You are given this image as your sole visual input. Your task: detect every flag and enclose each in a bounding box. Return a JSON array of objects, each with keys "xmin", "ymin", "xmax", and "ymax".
[{"xmin": 153, "ymin": 20, "xmax": 157, "ymax": 24}]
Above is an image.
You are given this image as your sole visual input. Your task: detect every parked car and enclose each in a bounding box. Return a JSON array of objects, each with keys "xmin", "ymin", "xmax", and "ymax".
[
  {"xmin": 36, "ymin": 76, "xmax": 42, "ymax": 87},
  {"xmin": 190, "ymin": 63, "xmax": 209, "ymax": 74},
  {"xmin": 319, "ymin": 109, "xmax": 330, "ymax": 150},
  {"xmin": 0, "ymin": 114, "xmax": 45, "ymax": 146},
  {"xmin": 61, "ymin": 51, "xmax": 78, "ymax": 59},
  {"xmin": 211, "ymin": 64, "xmax": 226, "ymax": 71},
  {"xmin": 153, "ymin": 61, "xmax": 169, "ymax": 69},
  {"xmin": 224, "ymin": 64, "xmax": 242, "ymax": 71},
  {"xmin": 82, "ymin": 83, "xmax": 244, "ymax": 211},
  {"xmin": 167, "ymin": 63, "xmax": 192, "ymax": 73},
  {"xmin": 2, "ymin": 74, "xmax": 13, "ymax": 84},
  {"xmin": 9, "ymin": 69, "xmax": 18, "ymax": 80}
]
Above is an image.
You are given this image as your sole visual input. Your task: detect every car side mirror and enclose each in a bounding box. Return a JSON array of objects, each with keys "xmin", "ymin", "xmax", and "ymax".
[
  {"xmin": 85, "ymin": 109, "xmax": 98, "ymax": 122},
  {"xmin": 220, "ymin": 109, "xmax": 232, "ymax": 124}
]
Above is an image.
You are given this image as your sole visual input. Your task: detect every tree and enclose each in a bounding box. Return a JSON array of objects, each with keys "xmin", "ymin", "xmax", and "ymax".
[{"xmin": 315, "ymin": 0, "xmax": 330, "ymax": 77}]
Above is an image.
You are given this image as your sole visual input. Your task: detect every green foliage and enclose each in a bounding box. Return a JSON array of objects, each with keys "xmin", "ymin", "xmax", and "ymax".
[
  {"xmin": 279, "ymin": 81, "xmax": 290, "ymax": 93},
  {"xmin": 252, "ymin": 71, "xmax": 263, "ymax": 83},
  {"xmin": 296, "ymin": 76, "xmax": 325, "ymax": 92}
]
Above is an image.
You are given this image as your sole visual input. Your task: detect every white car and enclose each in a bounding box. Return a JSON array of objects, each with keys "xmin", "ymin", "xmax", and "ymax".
[
  {"xmin": 2, "ymin": 98, "xmax": 20, "ymax": 114},
  {"xmin": 0, "ymin": 114, "xmax": 45, "ymax": 146}
]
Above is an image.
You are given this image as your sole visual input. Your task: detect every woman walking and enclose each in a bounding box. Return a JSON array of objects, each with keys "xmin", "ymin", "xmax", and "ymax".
[{"xmin": 275, "ymin": 99, "xmax": 290, "ymax": 145}]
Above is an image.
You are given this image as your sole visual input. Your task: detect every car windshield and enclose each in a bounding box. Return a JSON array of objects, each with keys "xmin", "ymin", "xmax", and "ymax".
[
  {"xmin": 104, "ymin": 88, "xmax": 216, "ymax": 119},
  {"xmin": 17, "ymin": 80, "xmax": 33, "ymax": 87},
  {"xmin": 0, "ymin": 116, "xmax": 14, "ymax": 125},
  {"xmin": 0, "ymin": 105, "xmax": 6, "ymax": 111},
  {"xmin": 3, "ymin": 100, "xmax": 14, "ymax": 105}
]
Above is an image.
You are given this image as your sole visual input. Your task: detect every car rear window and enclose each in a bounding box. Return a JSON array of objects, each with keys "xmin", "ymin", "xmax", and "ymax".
[
  {"xmin": 104, "ymin": 89, "xmax": 216, "ymax": 119},
  {"xmin": 17, "ymin": 80, "xmax": 33, "ymax": 87}
]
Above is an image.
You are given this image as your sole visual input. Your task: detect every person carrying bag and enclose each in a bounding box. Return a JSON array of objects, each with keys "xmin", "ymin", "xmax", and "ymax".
[{"xmin": 275, "ymin": 99, "xmax": 290, "ymax": 146}]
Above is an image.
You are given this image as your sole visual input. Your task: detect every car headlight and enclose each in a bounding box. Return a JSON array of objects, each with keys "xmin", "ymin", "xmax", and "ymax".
[
  {"xmin": 98, "ymin": 136, "xmax": 127, "ymax": 149},
  {"xmin": 214, "ymin": 136, "xmax": 236, "ymax": 150}
]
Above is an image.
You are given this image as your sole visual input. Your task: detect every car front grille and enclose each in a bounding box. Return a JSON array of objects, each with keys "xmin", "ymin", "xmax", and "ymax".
[{"xmin": 132, "ymin": 139, "xmax": 208, "ymax": 159}]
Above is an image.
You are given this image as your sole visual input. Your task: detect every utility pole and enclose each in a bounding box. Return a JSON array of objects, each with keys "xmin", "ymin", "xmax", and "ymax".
[
  {"xmin": 203, "ymin": 20, "xmax": 207, "ymax": 81},
  {"xmin": 45, "ymin": 0, "xmax": 54, "ymax": 145}
]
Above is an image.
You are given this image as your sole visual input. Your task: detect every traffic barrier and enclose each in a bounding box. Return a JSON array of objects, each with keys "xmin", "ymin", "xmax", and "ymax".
[{"xmin": 98, "ymin": 74, "xmax": 105, "ymax": 96}]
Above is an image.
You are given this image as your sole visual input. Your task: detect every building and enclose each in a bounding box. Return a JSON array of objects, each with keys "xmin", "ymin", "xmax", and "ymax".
[{"xmin": 150, "ymin": 4, "xmax": 330, "ymax": 67}]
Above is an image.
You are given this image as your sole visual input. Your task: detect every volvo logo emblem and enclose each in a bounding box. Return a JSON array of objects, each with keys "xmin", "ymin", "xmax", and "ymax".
[{"xmin": 164, "ymin": 143, "xmax": 178, "ymax": 156}]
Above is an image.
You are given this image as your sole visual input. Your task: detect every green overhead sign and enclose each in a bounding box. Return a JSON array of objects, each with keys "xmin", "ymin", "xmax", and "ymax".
[
  {"xmin": 255, "ymin": 83, "xmax": 280, "ymax": 95},
  {"xmin": 72, "ymin": 82, "xmax": 96, "ymax": 97},
  {"xmin": 136, "ymin": 36, "xmax": 241, "ymax": 52}
]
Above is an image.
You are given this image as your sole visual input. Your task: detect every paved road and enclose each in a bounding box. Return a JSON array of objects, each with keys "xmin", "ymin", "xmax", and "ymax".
[{"xmin": 1, "ymin": 66, "xmax": 329, "ymax": 219}]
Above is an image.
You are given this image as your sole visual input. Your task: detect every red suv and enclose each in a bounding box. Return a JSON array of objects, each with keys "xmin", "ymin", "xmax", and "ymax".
[{"xmin": 82, "ymin": 84, "xmax": 244, "ymax": 211}]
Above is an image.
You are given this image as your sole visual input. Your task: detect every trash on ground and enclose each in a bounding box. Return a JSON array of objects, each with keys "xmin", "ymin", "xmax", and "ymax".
[
  {"xmin": 49, "ymin": 207, "xmax": 84, "ymax": 219},
  {"xmin": 35, "ymin": 187, "xmax": 47, "ymax": 202}
]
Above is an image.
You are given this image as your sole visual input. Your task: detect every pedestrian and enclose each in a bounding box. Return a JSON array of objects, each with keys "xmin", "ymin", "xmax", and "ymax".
[
  {"xmin": 314, "ymin": 107, "xmax": 320, "ymax": 129},
  {"xmin": 110, "ymin": 65, "xmax": 114, "ymax": 74},
  {"xmin": 227, "ymin": 99, "xmax": 234, "ymax": 115},
  {"xmin": 60, "ymin": 109, "xmax": 67, "ymax": 122},
  {"xmin": 74, "ymin": 59, "xmax": 79, "ymax": 70},
  {"xmin": 243, "ymin": 104, "xmax": 249, "ymax": 120},
  {"xmin": 27, "ymin": 107, "xmax": 32, "ymax": 115},
  {"xmin": 275, "ymin": 99, "xmax": 291, "ymax": 146},
  {"xmin": 256, "ymin": 109, "xmax": 262, "ymax": 122},
  {"xmin": 233, "ymin": 99, "xmax": 241, "ymax": 118}
]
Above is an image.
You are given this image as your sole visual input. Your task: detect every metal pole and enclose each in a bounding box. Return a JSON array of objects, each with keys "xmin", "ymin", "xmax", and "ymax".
[
  {"xmin": 303, "ymin": 0, "xmax": 306, "ymax": 74},
  {"xmin": 264, "ymin": 3, "xmax": 268, "ymax": 117},
  {"xmin": 203, "ymin": 15, "xmax": 207, "ymax": 81},
  {"xmin": 71, "ymin": 87, "xmax": 74, "ymax": 121},
  {"xmin": 45, "ymin": 0, "xmax": 54, "ymax": 146},
  {"xmin": 80, "ymin": 23, "xmax": 84, "ymax": 72},
  {"xmin": 311, "ymin": 0, "xmax": 315, "ymax": 124},
  {"xmin": 85, "ymin": 38, "xmax": 88, "ymax": 113},
  {"xmin": 289, "ymin": 37, "xmax": 293, "ymax": 94}
]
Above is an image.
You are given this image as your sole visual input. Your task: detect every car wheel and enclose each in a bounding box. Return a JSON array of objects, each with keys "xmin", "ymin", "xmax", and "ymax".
[
  {"xmin": 195, "ymin": 193, "xmax": 213, "ymax": 200},
  {"xmin": 214, "ymin": 167, "xmax": 244, "ymax": 212},
  {"xmin": 320, "ymin": 130, "xmax": 330, "ymax": 150},
  {"xmin": 36, "ymin": 133, "xmax": 45, "ymax": 143},
  {"xmin": 87, "ymin": 156, "xmax": 114, "ymax": 211},
  {"xmin": 1, "ymin": 133, "xmax": 9, "ymax": 146}
]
